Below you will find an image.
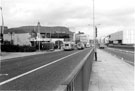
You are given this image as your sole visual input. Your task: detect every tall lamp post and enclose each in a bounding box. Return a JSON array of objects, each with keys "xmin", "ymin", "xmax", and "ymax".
[
  {"xmin": 37, "ymin": 22, "xmax": 41, "ymax": 51},
  {"xmin": 58, "ymin": 32, "xmax": 59, "ymax": 49},
  {"xmin": 0, "ymin": 6, "xmax": 4, "ymax": 44},
  {"xmin": 92, "ymin": 0, "xmax": 98, "ymax": 61},
  {"xmin": 8, "ymin": 32, "xmax": 14, "ymax": 45},
  {"xmin": 0, "ymin": 2, "xmax": 8, "ymax": 76}
]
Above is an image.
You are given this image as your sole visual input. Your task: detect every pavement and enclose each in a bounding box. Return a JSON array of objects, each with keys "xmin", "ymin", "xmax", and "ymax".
[
  {"xmin": 89, "ymin": 49, "xmax": 134, "ymax": 91},
  {"xmin": 0, "ymin": 49, "xmax": 62, "ymax": 61}
]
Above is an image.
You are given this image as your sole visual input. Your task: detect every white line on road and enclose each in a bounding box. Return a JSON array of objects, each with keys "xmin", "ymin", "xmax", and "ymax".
[
  {"xmin": 107, "ymin": 48, "xmax": 134, "ymax": 54},
  {"xmin": 0, "ymin": 50, "xmax": 83, "ymax": 86}
]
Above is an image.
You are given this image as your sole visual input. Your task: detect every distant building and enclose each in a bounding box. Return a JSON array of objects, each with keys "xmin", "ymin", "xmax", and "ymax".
[
  {"xmin": 98, "ymin": 36, "xmax": 109, "ymax": 44},
  {"xmin": 3, "ymin": 25, "xmax": 73, "ymax": 46},
  {"xmin": 108, "ymin": 30, "xmax": 135, "ymax": 44},
  {"xmin": 75, "ymin": 32, "xmax": 89, "ymax": 44}
]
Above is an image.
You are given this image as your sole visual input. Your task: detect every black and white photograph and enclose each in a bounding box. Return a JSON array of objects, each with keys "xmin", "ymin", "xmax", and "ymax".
[{"xmin": 0, "ymin": 0, "xmax": 134, "ymax": 90}]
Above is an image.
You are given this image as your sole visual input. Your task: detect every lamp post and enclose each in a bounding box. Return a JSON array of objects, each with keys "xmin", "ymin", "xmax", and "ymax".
[
  {"xmin": 37, "ymin": 22, "xmax": 41, "ymax": 51},
  {"xmin": 0, "ymin": 6, "xmax": 4, "ymax": 44},
  {"xmin": 58, "ymin": 32, "xmax": 59, "ymax": 49},
  {"xmin": 0, "ymin": 1, "xmax": 8, "ymax": 76},
  {"xmin": 50, "ymin": 30, "xmax": 51, "ymax": 42},
  {"xmin": 92, "ymin": 0, "xmax": 98, "ymax": 61},
  {"xmin": 8, "ymin": 32, "xmax": 14, "ymax": 45}
]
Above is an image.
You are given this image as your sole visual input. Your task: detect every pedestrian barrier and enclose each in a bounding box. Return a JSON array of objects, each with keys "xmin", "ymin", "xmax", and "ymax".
[{"xmin": 55, "ymin": 48, "xmax": 94, "ymax": 91}]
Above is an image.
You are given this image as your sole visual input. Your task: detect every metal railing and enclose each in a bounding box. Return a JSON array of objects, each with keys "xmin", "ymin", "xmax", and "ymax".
[{"xmin": 55, "ymin": 48, "xmax": 94, "ymax": 91}]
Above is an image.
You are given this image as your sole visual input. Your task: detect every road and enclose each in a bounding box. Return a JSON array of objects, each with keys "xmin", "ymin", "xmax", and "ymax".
[
  {"xmin": 0, "ymin": 48, "xmax": 92, "ymax": 90},
  {"xmin": 104, "ymin": 48, "xmax": 134, "ymax": 65}
]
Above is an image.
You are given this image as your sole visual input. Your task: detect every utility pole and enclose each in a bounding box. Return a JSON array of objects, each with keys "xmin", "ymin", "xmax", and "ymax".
[
  {"xmin": 93, "ymin": 0, "xmax": 97, "ymax": 61},
  {"xmin": 58, "ymin": 32, "xmax": 59, "ymax": 49},
  {"xmin": 37, "ymin": 22, "xmax": 41, "ymax": 51},
  {"xmin": 0, "ymin": 5, "xmax": 4, "ymax": 44},
  {"xmin": 0, "ymin": 0, "xmax": 8, "ymax": 76},
  {"xmin": 50, "ymin": 30, "xmax": 51, "ymax": 42}
]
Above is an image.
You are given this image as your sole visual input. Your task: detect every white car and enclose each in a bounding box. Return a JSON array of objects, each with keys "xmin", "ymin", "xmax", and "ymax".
[{"xmin": 86, "ymin": 43, "xmax": 91, "ymax": 48}]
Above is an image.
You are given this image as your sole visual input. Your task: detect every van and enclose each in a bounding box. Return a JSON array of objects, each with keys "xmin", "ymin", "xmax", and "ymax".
[{"xmin": 63, "ymin": 42, "xmax": 75, "ymax": 51}]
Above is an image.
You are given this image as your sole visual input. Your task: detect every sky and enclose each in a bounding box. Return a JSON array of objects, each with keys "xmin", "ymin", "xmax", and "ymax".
[{"xmin": 0, "ymin": 0, "xmax": 135, "ymax": 38}]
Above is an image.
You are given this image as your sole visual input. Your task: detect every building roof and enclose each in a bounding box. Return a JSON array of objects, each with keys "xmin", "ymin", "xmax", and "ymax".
[{"xmin": 4, "ymin": 26, "xmax": 73, "ymax": 34}]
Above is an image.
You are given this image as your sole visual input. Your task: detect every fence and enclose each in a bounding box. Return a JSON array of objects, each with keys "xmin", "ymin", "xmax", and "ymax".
[{"xmin": 55, "ymin": 48, "xmax": 94, "ymax": 91}]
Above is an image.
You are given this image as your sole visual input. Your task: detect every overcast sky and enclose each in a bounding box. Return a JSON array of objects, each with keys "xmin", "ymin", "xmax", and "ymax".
[{"xmin": 0, "ymin": 0, "xmax": 135, "ymax": 38}]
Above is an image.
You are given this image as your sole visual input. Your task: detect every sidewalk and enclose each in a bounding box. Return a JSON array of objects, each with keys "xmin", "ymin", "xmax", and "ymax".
[
  {"xmin": 0, "ymin": 49, "xmax": 62, "ymax": 61},
  {"xmin": 89, "ymin": 49, "xmax": 134, "ymax": 91}
]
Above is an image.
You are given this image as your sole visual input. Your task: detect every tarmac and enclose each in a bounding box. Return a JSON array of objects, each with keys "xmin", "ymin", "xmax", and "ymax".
[
  {"xmin": 0, "ymin": 49, "xmax": 134, "ymax": 91},
  {"xmin": 0, "ymin": 49, "xmax": 62, "ymax": 61},
  {"xmin": 89, "ymin": 49, "xmax": 134, "ymax": 91}
]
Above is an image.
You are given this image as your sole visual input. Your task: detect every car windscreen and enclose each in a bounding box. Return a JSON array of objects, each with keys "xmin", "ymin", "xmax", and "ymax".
[{"xmin": 65, "ymin": 44, "xmax": 69, "ymax": 46}]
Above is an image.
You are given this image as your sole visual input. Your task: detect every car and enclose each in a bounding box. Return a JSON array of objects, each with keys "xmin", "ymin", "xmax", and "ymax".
[
  {"xmin": 86, "ymin": 43, "xmax": 91, "ymax": 48},
  {"xmin": 99, "ymin": 43, "xmax": 106, "ymax": 49},
  {"xmin": 77, "ymin": 42, "xmax": 85, "ymax": 50}
]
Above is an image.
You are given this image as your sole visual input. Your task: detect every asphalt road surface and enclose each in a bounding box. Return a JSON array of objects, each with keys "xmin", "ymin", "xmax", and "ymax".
[
  {"xmin": 104, "ymin": 48, "xmax": 134, "ymax": 66},
  {"xmin": 0, "ymin": 48, "xmax": 92, "ymax": 90}
]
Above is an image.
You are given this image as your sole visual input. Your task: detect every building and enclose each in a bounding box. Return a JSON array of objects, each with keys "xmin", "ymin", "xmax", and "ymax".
[
  {"xmin": 108, "ymin": 30, "xmax": 135, "ymax": 45},
  {"xmin": 3, "ymin": 24, "xmax": 73, "ymax": 46},
  {"xmin": 98, "ymin": 36, "xmax": 109, "ymax": 44},
  {"xmin": 75, "ymin": 32, "xmax": 89, "ymax": 45}
]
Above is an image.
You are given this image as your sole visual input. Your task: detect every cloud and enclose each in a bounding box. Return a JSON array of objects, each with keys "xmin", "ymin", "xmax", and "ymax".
[
  {"xmin": 95, "ymin": 8, "xmax": 134, "ymax": 27},
  {"xmin": 3, "ymin": 0, "xmax": 92, "ymax": 27},
  {"xmin": 1, "ymin": 0, "xmax": 134, "ymax": 37}
]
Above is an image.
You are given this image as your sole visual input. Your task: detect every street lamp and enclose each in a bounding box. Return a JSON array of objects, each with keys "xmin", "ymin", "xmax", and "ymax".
[
  {"xmin": 92, "ymin": 0, "xmax": 98, "ymax": 61},
  {"xmin": 0, "ymin": 6, "xmax": 4, "ymax": 44},
  {"xmin": 8, "ymin": 32, "xmax": 15, "ymax": 45},
  {"xmin": 37, "ymin": 22, "xmax": 41, "ymax": 51},
  {"xmin": 0, "ymin": 2, "xmax": 8, "ymax": 76}
]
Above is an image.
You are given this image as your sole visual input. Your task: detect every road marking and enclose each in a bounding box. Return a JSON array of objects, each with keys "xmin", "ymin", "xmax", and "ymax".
[
  {"xmin": 1, "ymin": 50, "xmax": 62, "ymax": 61},
  {"xmin": 122, "ymin": 59, "xmax": 134, "ymax": 65},
  {"xmin": 105, "ymin": 49, "xmax": 134, "ymax": 64},
  {"xmin": 0, "ymin": 74, "xmax": 8, "ymax": 76},
  {"xmin": 107, "ymin": 48, "xmax": 134, "ymax": 54},
  {"xmin": 0, "ymin": 50, "xmax": 83, "ymax": 86}
]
